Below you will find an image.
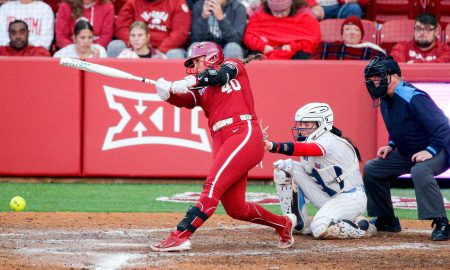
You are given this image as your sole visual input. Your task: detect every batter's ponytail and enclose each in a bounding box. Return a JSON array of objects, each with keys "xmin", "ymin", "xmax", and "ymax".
[{"xmin": 243, "ymin": 53, "xmax": 264, "ymax": 65}]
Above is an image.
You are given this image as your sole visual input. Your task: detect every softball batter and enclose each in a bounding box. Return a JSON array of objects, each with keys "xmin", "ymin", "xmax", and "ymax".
[{"xmin": 151, "ymin": 41, "xmax": 296, "ymax": 252}]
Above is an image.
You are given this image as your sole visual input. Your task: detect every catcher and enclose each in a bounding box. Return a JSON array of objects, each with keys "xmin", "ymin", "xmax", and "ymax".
[
  {"xmin": 264, "ymin": 102, "xmax": 376, "ymax": 239},
  {"xmin": 151, "ymin": 41, "xmax": 296, "ymax": 252}
]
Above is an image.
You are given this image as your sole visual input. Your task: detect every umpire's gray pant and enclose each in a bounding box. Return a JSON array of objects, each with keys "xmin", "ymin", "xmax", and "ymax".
[{"xmin": 363, "ymin": 149, "xmax": 449, "ymax": 220}]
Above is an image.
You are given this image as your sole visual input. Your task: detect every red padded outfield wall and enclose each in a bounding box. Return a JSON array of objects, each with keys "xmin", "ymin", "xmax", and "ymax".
[
  {"xmin": 0, "ymin": 58, "xmax": 449, "ymax": 178},
  {"xmin": 83, "ymin": 60, "xmax": 377, "ymax": 178},
  {"xmin": 81, "ymin": 60, "xmax": 450, "ymax": 178},
  {"xmin": 0, "ymin": 58, "xmax": 82, "ymax": 176}
]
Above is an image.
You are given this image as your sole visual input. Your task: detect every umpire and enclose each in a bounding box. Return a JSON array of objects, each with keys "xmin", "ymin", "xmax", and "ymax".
[{"xmin": 363, "ymin": 56, "xmax": 450, "ymax": 241}]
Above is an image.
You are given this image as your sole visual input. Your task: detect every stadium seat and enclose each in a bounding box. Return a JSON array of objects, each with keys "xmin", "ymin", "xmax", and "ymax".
[
  {"xmin": 427, "ymin": 0, "xmax": 450, "ymax": 28},
  {"xmin": 379, "ymin": 19, "xmax": 415, "ymax": 54},
  {"xmin": 320, "ymin": 19, "xmax": 378, "ymax": 44},
  {"xmin": 445, "ymin": 24, "xmax": 450, "ymax": 45},
  {"xmin": 368, "ymin": 0, "xmax": 424, "ymax": 23}
]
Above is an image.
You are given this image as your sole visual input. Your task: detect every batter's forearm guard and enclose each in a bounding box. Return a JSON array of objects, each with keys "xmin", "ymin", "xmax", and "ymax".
[{"xmin": 197, "ymin": 63, "xmax": 238, "ymax": 86}]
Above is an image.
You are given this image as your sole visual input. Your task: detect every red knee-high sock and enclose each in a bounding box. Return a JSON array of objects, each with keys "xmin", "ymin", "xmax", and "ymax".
[
  {"xmin": 246, "ymin": 202, "xmax": 286, "ymax": 231},
  {"xmin": 174, "ymin": 195, "xmax": 218, "ymax": 239}
]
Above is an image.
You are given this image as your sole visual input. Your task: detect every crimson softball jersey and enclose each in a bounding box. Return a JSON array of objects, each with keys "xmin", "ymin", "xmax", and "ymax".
[{"xmin": 166, "ymin": 59, "xmax": 257, "ymax": 131}]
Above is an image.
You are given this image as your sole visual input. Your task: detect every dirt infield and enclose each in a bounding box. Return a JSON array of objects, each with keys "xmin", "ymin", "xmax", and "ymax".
[{"xmin": 0, "ymin": 213, "xmax": 449, "ymax": 270}]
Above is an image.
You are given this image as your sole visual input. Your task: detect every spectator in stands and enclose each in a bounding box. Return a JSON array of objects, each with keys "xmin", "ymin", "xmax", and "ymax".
[
  {"xmin": 390, "ymin": 13, "xmax": 450, "ymax": 63},
  {"xmin": 244, "ymin": 0, "xmax": 320, "ymax": 60},
  {"xmin": 53, "ymin": 19, "xmax": 107, "ymax": 58},
  {"xmin": 187, "ymin": 0, "xmax": 200, "ymax": 10},
  {"xmin": 363, "ymin": 56, "xmax": 450, "ymax": 241},
  {"xmin": 0, "ymin": 19, "xmax": 50, "ymax": 56},
  {"xmin": 307, "ymin": 0, "xmax": 366, "ymax": 20},
  {"xmin": 112, "ymin": 0, "xmax": 127, "ymax": 14},
  {"xmin": 110, "ymin": 0, "xmax": 191, "ymax": 58},
  {"xmin": 43, "ymin": 0, "xmax": 62, "ymax": 13},
  {"xmin": 55, "ymin": 0, "xmax": 114, "ymax": 50},
  {"xmin": 0, "ymin": 0, "xmax": 54, "ymax": 50},
  {"xmin": 190, "ymin": 0, "xmax": 247, "ymax": 59},
  {"xmin": 312, "ymin": 16, "xmax": 385, "ymax": 60},
  {"xmin": 117, "ymin": 21, "xmax": 166, "ymax": 59},
  {"xmin": 238, "ymin": 0, "xmax": 261, "ymax": 16}
]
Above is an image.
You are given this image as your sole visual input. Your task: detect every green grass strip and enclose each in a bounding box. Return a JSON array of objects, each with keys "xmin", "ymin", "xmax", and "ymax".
[{"xmin": 0, "ymin": 183, "xmax": 449, "ymax": 220}]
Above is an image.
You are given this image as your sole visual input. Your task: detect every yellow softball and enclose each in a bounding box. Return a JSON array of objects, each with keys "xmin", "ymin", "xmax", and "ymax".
[{"xmin": 10, "ymin": 196, "xmax": 26, "ymax": 212}]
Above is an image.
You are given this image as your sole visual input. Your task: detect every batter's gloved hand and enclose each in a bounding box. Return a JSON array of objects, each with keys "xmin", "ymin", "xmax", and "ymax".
[
  {"xmin": 171, "ymin": 75, "xmax": 198, "ymax": 94},
  {"xmin": 156, "ymin": 78, "xmax": 172, "ymax": 101}
]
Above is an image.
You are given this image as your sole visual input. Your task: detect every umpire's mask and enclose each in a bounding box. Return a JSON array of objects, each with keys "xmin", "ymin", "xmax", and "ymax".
[{"xmin": 364, "ymin": 56, "xmax": 401, "ymax": 107}]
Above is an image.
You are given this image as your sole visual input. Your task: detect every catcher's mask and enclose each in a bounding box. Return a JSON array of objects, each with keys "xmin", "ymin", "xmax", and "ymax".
[
  {"xmin": 184, "ymin": 41, "xmax": 224, "ymax": 74},
  {"xmin": 364, "ymin": 56, "xmax": 401, "ymax": 107},
  {"xmin": 292, "ymin": 102, "xmax": 333, "ymax": 142}
]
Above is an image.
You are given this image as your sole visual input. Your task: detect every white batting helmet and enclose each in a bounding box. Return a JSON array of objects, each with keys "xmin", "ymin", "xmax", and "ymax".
[{"xmin": 292, "ymin": 102, "xmax": 333, "ymax": 141}]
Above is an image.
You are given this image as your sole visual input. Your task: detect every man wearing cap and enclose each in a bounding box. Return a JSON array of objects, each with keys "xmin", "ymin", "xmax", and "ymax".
[
  {"xmin": 312, "ymin": 16, "xmax": 385, "ymax": 60},
  {"xmin": 363, "ymin": 56, "xmax": 450, "ymax": 241},
  {"xmin": 390, "ymin": 13, "xmax": 450, "ymax": 63},
  {"xmin": 243, "ymin": 0, "xmax": 320, "ymax": 60}
]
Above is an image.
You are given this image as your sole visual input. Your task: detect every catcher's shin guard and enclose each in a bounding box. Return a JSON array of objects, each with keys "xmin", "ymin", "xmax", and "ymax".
[
  {"xmin": 355, "ymin": 215, "xmax": 377, "ymax": 237},
  {"xmin": 274, "ymin": 169, "xmax": 294, "ymax": 216},
  {"xmin": 319, "ymin": 219, "xmax": 368, "ymax": 239},
  {"xmin": 274, "ymin": 168, "xmax": 310, "ymax": 235}
]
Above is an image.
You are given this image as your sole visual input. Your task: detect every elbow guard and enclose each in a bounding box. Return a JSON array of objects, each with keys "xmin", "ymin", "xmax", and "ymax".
[{"xmin": 197, "ymin": 63, "xmax": 238, "ymax": 86}]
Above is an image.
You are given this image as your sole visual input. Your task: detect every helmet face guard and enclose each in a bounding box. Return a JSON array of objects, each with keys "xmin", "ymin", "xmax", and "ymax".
[
  {"xmin": 364, "ymin": 56, "xmax": 401, "ymax": 107},
  {"xmin": 291, "ymin": 122, "xmax": 317, "ymax": 142}
]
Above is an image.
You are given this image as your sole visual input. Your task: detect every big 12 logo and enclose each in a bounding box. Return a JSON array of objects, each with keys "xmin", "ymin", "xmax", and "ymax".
[{"xmin": 102, "ymin": 86, "xmax": 211, "ymax": 152}]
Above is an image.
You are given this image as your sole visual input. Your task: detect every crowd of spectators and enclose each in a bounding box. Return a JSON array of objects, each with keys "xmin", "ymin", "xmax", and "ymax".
[{"xmin": 0, "ymin": 0, "xmax": 448, "ymax": 63}]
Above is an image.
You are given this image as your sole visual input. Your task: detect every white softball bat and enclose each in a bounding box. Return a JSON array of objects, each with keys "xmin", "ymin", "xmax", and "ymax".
[{"xmin": 59, "ymin": 57, "xmax": 156, "ymax": 85}]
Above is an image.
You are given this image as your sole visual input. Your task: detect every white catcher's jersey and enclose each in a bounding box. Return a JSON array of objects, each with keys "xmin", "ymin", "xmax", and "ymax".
[
  {"xmin": 301, "ymin": 132, "xmax": 363, "ymax": 195},
  {"xmin": 290, "ymin": 132, "xmax": 367, "ymax": 236}
]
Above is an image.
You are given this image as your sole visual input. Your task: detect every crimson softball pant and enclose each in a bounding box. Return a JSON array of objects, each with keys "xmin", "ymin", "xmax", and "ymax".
[{"xmin": 179, "ymin": 120, "xmax": 287, "ymax": 238}]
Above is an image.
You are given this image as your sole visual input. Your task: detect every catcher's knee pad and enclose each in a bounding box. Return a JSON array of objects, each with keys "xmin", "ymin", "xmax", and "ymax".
[
  {"xmin": 177, "ymin": 206, "xmax": 209, "ymax": 233},
  {"xmin": 311, "ymin": 216, "xmax": 332, "ymax": 239}
]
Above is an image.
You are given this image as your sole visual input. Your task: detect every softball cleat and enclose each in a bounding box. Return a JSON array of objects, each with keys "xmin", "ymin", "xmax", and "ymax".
[{"xmin": 150, "ymin": 233, "xmax": 192, "ymax": 252}]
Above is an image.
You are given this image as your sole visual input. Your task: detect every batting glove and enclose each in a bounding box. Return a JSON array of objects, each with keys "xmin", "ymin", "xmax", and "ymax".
[
  {"xmin": 156, "ymin": 78, "xmax": 172, "ymax": 101},
  {"xmin": 171, "ymin": 75, "xmax": 198, "ymax": 94}
]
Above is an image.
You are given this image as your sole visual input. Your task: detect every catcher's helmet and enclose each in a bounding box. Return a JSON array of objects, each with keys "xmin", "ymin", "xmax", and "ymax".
[
  {"xmin": 292, "ymin": 102, "xmax": 333, "ymax": 141},
  {"xmin": 364, "ymin": 56, "xmax": 401, "ymax": 106},
  {"xmin": 184, "ymin": 42, "xmax": 224, "ymax": 72}
]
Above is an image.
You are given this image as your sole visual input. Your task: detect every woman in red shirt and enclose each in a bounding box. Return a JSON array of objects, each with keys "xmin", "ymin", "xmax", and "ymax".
[
  {"xmin": 55, "ymin": 0, "xmax": 114, "ymax": 49},
  {"xmin": 244, "ymin": 0, "xmax": 321, "ymax": 59}
]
